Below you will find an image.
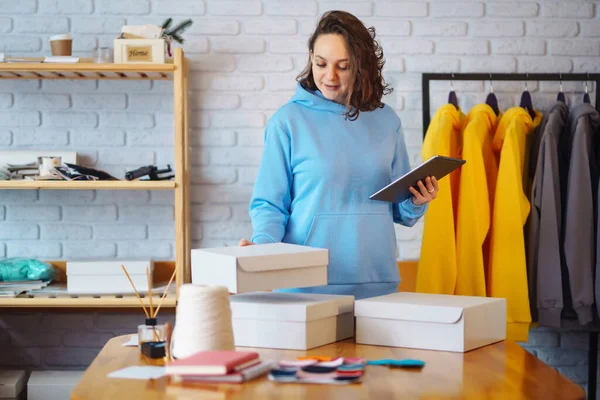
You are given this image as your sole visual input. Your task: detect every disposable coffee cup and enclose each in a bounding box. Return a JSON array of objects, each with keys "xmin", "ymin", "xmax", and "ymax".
[{"xmin": 49, "ymin": 34, "xmax": 72, "ymax": 56}]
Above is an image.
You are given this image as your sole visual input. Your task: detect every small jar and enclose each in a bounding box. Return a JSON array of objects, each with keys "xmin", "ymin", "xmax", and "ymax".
[
  {"xmin": 92, "ymin": 47, "xmax": 113, "ymax": 63},
  {"xmin": 138, "ymin": 318, "xmax": 165, "ymax": 346}
]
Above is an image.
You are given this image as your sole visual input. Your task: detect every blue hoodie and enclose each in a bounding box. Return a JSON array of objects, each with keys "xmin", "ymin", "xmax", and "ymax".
[{"xmin": 249, "ymin": 83, "xmax": 427, "ymax": 299}]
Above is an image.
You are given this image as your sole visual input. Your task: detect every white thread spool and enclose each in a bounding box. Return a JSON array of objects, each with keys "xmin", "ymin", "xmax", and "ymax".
[{"xmin": 171, "ymin": 284, "xmax": 235, "ymax": 359}]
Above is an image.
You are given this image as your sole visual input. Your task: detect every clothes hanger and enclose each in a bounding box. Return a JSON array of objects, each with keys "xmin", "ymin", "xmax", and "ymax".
[
  {"xmin": 448, "ymin": 73, "xmax": 459, "ymax": 109},
  {"xmin": 519, "ymin": 75, "xmax": 535, "ymax": 120},
  {"xmin": 557, "ymin": 73, "xmax": 566, "ymax": 103},
  {"xmin": 485, "ymin": 74, "xmax": 499, "ymax": 115},
  {"xmin": 583, "ymin": 74, "xmax": 591, "ymax": 104}
]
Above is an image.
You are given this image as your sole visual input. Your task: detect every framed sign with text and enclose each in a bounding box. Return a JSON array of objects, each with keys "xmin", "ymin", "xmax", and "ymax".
[{"xmin": 114, "ymin": 39, "xmax": 165, "ymax": 64}]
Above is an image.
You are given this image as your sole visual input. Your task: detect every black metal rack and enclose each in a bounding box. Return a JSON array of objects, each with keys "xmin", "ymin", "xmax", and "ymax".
[
  {"xmin": 422, "ymin": 73, "xmax": 600, "ymax": 136},
  {"xmin": 421, "ymin": 72, "xmax": 600, "ymax": 400}
]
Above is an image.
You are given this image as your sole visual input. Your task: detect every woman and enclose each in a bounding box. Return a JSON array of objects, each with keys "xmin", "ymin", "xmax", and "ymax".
[{"xmin": 239, "ymin": 11, "xmax": 438, "ymax": 300}]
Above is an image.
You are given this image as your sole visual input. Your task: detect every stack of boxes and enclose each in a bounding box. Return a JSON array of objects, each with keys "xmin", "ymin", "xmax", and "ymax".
[{"xmin": 191, "ymin": 243, "xmax": 507, "ymax": 352}]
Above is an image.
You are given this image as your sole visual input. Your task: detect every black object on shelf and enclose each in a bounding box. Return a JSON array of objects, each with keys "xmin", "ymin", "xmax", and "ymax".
[
  {"xmin": 421, "ymin": 72, "xmax": 600, "ymax": 400},
  {"xmin": 125, "ymin": 164, "xmax": 174, "ymax": 181},
  {"xmin": 65, "ymin": 163, "xmax": 118, "ymax": 180}
]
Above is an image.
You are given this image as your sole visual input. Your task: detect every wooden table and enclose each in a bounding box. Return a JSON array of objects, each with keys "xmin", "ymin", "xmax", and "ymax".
[{"xmin": 71, "ymin": 335, "xmax": 585, "ymax": 400}]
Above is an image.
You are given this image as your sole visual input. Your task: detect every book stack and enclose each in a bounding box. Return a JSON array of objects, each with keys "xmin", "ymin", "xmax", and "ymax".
[
  {"xmin": 4, "ymin": 162, "xmax": 40, "ymax": 179},
  {"xmin": 165, "ymin": 350, "xmax": 274, "ymax": 383},
  {"xmin": 0, "ymin": 280, "xmax": 50, "ymax": 298}
]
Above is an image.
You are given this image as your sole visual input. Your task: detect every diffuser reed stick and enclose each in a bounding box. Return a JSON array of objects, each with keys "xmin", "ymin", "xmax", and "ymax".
[
  {"xmin": 153, "ymin": 268, "xmax": 177, "ymax": 318},
  {"xmin": 121, "ymin": 265, "xmax": 149, "ymax": 318}
]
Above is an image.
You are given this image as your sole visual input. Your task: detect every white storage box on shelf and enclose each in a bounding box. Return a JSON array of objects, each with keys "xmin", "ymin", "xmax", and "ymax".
[
  {"xmin": 0, "ymin": 150, "xmax": 77, "ymax": 166},
  {"xmin": 191, "ymin": 243, "xmax": 328, "ymax": 294},
  {"xmin": 0, "ymin": 370, "xmax": 26, "ymax": 400},
  {"xmin": 229, "ymin": 291, "xmax": 354, "ymax": 350},
  {"xmin": 66, "ymin": 259, "xmax": 154, "ymax": 294},
  {"xmin": 27, "ymin": 371, "xmax": 84, "ymax": 400},
  {"xmin": 355, "ymin": 292, "xmax": 506, "ymax": 352},
  {"xmin": 113, "ymin": 39, "xmax": 165, "ymax": 64}
]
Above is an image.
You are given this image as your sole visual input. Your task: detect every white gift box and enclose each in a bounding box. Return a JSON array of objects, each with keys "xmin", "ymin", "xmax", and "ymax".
[
  {"xmin": 66, "ymin": 259, "xmax": 153, "ymax": 294},
  {"xmin": 191, "ymin": 243, "xmax": 328, "ymax": 294},
  {"xmin": 229, "ymin": 291, "xmax": 354, "ymax": 350},
  {"xmin": 355, "ymin": 292, "xmax": 506, "ymax": 352},
  {"xmin": 0, "ymin": 370, "xmax": 26, "ymax": 399},
  {"xmin": 27, "ymin": 371, "xmax": 84, "ymax": 400}
]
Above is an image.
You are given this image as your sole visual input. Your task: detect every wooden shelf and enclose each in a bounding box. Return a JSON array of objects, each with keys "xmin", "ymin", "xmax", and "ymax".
[
  {"xmin": 0, "ymin": 294, "xmax": 176, "ymax": 308},
  {"xmin": 0, "ymin": 48, "xmax": 190, "ymax": 308},
  {"xmin": 0, "ymin": 180, "xmax": 176, "ymax": 190},
  {"xmin": 0, "ymin": 261, "xmax": 178, "ymax": 308},
  {"xmin": 0, "ymin": 61, "xmax": 176, "ymax": 80}
]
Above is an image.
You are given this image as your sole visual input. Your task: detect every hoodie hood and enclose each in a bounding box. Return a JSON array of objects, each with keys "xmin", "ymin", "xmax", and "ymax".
[
  {"xmin": 466, "ymin": 103, "xmax": 500, "ymax": 130},
  {"xmin": 547, "ymin": 101, "xmax": 569, "ymax": 121},
  {"xmin": 289, "ymin": 82, "xmax": 347, "ymax": 114},
  {"xmin": 569, "ymin": 102, "xmax": 600, "ymax": 130},
  {"xmin": 492, "ymin": 106, "xmax": 542, "ymax": 152}
]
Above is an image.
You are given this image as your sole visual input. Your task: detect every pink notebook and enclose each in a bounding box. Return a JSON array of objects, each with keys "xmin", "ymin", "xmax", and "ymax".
[
  {"xmin": 165, "ymin": 351, "xmax": 260, "ymax": 376},
  {"xmin": 180, "ymin": 360, "xmax": 275, "ymax": 383}
]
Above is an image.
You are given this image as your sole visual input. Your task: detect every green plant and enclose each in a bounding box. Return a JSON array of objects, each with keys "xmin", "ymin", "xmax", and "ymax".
[{"xmin": 161, "ymin": 18, "xmax": 193, "ymax": 45}]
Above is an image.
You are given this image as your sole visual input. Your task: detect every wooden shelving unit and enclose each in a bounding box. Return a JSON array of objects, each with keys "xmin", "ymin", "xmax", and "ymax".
[
  {"xmin": 0, "ymin": 180, "xmax": 176, "ymax": 190},
  {"xmin": 0, "ymin": 49, "xmax": 190, "ymax": 308}
]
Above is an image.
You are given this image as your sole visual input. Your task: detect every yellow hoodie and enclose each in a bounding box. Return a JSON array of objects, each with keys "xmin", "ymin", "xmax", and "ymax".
[
  {"xmin": 416, "ymin": 104, "xmax": 465, "ymax": 294},
  {"xmin": 455, "ymin": 104, "xmax": 499, "ymax": 297},
  {"xmin": 488, "ymin": 106, "xmax": 542, "ymax": 342}
]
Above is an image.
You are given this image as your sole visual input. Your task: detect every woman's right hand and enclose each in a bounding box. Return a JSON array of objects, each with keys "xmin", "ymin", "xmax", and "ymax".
[{"xmin": 239, "ymin": 238, "xmax": 254, "ymax": 246}]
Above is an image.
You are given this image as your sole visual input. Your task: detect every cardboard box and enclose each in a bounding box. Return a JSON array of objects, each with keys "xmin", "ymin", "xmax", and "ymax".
[
  {"xmin": 66, "ymin": 259, "xmax": 153, "ymax": 294},
  {"xmin": 355, "ymin": 292, "xmax": 506, "ymax": 352},
  {"xmin": 27, "ymin": 371, "xmax": 84, "ymax": 400},
  {"xmin": 230, "ymin": 292, "xmax": 354, "ymax": 350},
  {"xmin": 191, "ymin": 243, "xmax": 328, "ymax": 293},
  {"xmin": 0, "ymin": 370, "xmax": 26, "ymax": 399},
  {"xmin": 114, "ymin": 39, "xmax": 165, "ymax": 64}
]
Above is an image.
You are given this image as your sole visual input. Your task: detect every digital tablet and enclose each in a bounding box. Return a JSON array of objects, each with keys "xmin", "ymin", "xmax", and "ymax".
[{"xmin": 369, "ymin": 155, "xmax": 466, "ymax": 203}]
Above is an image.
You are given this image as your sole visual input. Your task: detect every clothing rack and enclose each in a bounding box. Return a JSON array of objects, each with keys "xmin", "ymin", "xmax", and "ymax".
[
  {"xmin": 421, "ymin": 72, "xmax": 600, "ymax": 400},
  {"xmin": 422, "ymin": 73, "xmax": 600, "ymax": 136}
]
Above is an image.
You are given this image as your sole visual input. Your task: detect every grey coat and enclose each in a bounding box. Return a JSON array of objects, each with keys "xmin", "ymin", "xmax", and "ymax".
[
  {"xmin": 562, "ymin": 103, "xmax": 600, "ymax": 325},
  {"xmin": 527, "ymin": 102, "xmax": 568, "ymax": 327}
]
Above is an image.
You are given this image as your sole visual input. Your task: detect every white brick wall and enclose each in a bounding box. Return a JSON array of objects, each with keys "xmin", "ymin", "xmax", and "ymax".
[
  {"xmin": 2, "ymin": 0, "xmax": 598, "ymax": 267},
  {"xmin": 0, "ymin": 0, "xmax": 599, "ymax": 389}
]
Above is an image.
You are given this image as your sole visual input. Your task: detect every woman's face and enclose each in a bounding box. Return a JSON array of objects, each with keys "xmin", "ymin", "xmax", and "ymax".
[{"xmin": 310, "ymin": 33, "xmax": 352, "ymax": 104}]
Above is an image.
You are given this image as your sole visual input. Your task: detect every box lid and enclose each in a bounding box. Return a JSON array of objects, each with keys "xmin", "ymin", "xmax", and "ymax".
[
  {"xmin": 67, "ymin": 259, "xmax": 153, "ymax": 276},
  {"xmin": 230, "ymin": 292, "xmax": 354, "ymax": 322},
  {"xmin": 0, "ymin": 370, "xmax": 26, "ymax": 398},
  {"xmin": 355, "ymin": 292, "xmax": 502, "ymax": 324},
  {"xmin": 194, "ymin": 243, "xmax": 328, "ymax": 272}
]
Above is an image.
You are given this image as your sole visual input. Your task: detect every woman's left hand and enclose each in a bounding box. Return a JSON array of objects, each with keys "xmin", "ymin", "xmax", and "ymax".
[{"xmin": 409, "ymin": 176, "xmax": 439, "ymax": 206}]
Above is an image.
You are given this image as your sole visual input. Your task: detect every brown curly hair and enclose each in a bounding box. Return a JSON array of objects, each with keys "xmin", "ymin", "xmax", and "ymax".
[{"xmin": 297, "ymin": 10, "xmax": 392, "ymax": 121}]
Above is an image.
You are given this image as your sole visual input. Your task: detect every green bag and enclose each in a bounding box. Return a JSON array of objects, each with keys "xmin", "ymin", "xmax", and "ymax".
[{"xmin": 0, "ymin": 258, "xmax": 55, "ymax": 281}]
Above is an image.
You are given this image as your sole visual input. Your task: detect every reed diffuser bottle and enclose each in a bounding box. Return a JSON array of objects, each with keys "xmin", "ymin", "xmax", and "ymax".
[{"xmin": 138, "ymin": 317, "xmax": 166, "ymax": 345}]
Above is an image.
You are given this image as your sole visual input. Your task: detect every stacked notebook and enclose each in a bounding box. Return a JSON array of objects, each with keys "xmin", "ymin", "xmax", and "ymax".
[{"xmin": 165, "ymin": 350, "xmax": 274, "ymax": 383}]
